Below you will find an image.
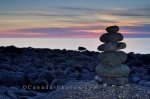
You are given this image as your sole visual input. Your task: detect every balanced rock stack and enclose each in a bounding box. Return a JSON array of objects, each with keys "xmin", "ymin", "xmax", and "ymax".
[{"xmin": 96, "ymin": 25, "xmax": 130, "ymax": 85}]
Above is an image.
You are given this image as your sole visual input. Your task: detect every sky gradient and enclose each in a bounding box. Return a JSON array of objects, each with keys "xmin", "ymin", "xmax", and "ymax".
[{"xmin": 0, "ymin": 0, "xmax": 150, "ymax": 38}]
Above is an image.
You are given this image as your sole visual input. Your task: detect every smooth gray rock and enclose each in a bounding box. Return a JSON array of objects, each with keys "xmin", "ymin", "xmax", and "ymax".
[
  {"xmin": 95, "ymin": 64, "xmax": 130, "ymax": 77},
  {"xmin": 106, "ymin": 25, "xmax": 119, "ymax": 33},
  {"xmin": 98, "ymin": 51, "xmax": 127, "ymax": 66},
  {"xmin": 97, "ymin": 42, "xmax": 126, "ymax": 51},
  {"xmin": 100, "ymin": 33, "xmax": 123, "ymax": 43}
]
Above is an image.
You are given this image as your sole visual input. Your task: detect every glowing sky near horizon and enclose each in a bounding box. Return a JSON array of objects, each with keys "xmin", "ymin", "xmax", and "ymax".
[{"xmin": 0, "ymin": 0, "xmax": 150, "ymax": 38}]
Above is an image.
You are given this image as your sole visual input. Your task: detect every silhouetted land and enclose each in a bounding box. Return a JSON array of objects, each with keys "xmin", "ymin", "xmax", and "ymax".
[{"xmin": 0, "ymin": 46, "xmax": 150, "ymax": 98}]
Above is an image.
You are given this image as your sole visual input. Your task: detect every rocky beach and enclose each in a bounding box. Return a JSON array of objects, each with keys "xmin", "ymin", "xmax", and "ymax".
[
  {"xmin": 1, "ymin": 0, "xmax": 150, "ymax": 98},
  {"xmin": 0, "ymin": 45, "xmax": 150, "ymax": 98}
]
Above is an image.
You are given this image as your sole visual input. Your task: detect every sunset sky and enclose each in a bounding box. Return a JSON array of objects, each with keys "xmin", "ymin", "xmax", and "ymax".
[{"xmin": 0, "ymin": 0, "xmax": 150, "ymax": 38}]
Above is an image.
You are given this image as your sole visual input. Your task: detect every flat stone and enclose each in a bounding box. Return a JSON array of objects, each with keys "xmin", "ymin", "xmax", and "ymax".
[
  {"xmin": 98, "ymin": 42, "xmax": 117, "ymax": 51},
  {"xmin": 106, "ymin": 25, "xmax": 119, "ymax": 33},
  {"xmin": 101, "ymin": 77, "xmax": 129, "ymax": 85},
  {"xmin": 98, "ymin": 51, "xmax": 127, "ymax": 66},
  {"xmin": 97, "ymin": 42, "xmax": 126, "ymax": 51},
  {"xmin": 95, "ymin": 64, "xmax": 130, "ymax": 77},
  {"xmin": 100, "ymin": 33, "xmax": 123, "ymax": 43}
]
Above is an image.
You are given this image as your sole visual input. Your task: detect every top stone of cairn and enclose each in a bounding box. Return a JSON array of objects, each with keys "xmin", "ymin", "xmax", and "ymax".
[{"xmin": 106, "ymin": 25, "xmax": 119, "ymax": 33}]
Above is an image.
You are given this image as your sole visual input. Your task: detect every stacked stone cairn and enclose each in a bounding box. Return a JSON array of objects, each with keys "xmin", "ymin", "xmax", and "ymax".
[{"xmin": 96, "ymin": 25, "xmax": 131, "ymax": 85}]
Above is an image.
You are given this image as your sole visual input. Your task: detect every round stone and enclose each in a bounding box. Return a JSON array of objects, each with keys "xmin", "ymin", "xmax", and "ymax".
[
  {"xmin": 95, "ymin": 64, "xmax": 131, "ymax": 77},
  {"xmin": 97, "ymin": 42, "xmax": 126, "ymax": 51},
  {"xmin": 100, "ymin": 33, "xmax": 123, "ymax": 43},
  {"xmin": 98, "ymin": 51, "xmax": 127, "ymax": 66},
  {"xmin": 106, "ymin": 25, "xmax": 119, "ymax": 33}
]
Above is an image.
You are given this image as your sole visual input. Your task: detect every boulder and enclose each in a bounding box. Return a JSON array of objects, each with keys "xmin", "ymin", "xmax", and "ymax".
[
  {"xmin": 22, "ymin": 63, "xmax": 37, "ymax": 73},
  {"xmin": 98, "ymin": 51, "xmax": 127, "ymax": 66},
  {"xmin": 96, "ymin": 64, "xmax": 130, "ymax": 77},
  {"xmin": 26, "ymin": 73, "xmax": 38, "ymax": 83},
  {"xmin": 38, "ymin": 71, "xmax": 55, "ymax": 84},
  {"xmin": 78, "ymin": 46, "xmax": 87, "ymax": 51},
  {"xmin": 65, "ymin": 67, "xmax": 79, "ymax": 79},
  {"xmin": 53, "ymin": 70, "xmax": 67, "ymax": 79},
  {"xmin": 100, "ymin": 33, "xmax": 123, "ymax": 43},
  {"xmin": 106, "ymin": 25, "xmax": 119, "ymax": 33}
]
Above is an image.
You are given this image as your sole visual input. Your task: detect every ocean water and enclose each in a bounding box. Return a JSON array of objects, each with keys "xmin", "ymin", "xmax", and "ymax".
[{"xmin": 0, "ymin": 38, "xmax": 149, "ymax": 54}]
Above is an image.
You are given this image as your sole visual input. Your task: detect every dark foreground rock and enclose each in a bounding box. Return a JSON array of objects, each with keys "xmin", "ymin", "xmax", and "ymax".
[{"xmin": 0, "ymin": 46, "xmax": 150, "ymax": 98}]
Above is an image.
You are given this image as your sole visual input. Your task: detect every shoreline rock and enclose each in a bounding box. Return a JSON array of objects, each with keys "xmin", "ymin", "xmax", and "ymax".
[{"xmin": 0, "ymin": 46, "xmax": 150, "ymax": 98}]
